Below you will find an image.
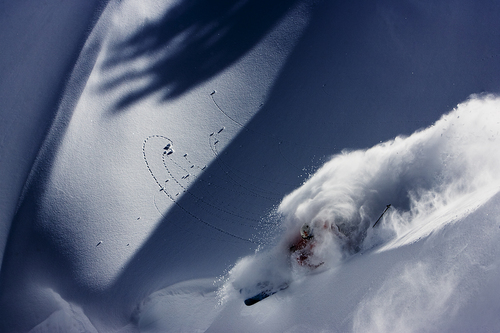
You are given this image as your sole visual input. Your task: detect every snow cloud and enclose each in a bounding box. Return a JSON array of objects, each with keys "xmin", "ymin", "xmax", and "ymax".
[{"xmin": 278, "ymin": 94, "xmax": 500, "ymax": 254}]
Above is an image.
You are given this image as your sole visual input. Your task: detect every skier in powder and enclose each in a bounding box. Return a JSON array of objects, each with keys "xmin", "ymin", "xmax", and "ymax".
[
  {"xmin": 289, "ymin": 219, "xmax": 355, "ymax": 267},
  {"xmin": 289, "ymin": 223, "xmax": 325, "ymax": 268}
]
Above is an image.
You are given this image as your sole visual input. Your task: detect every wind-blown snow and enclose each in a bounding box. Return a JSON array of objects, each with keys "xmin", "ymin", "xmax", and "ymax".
[{"xmin": 279, "ymin": 95, "xmax": 500, "ymax": 254}]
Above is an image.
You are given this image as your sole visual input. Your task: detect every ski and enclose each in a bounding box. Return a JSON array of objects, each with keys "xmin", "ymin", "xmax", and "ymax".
[{"xmin": 243, "ymin": 283, "xmax": 289, "ymax": 306}]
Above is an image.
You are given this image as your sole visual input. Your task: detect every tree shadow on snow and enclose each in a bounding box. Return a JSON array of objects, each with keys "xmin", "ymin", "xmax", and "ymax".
[{"xmin": 101, "ymin": 0, "xmax": 301, "ymax": 111}]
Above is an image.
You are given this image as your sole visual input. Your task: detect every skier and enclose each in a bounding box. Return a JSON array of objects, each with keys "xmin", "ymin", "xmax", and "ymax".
[
  {"xmin": 289, "ymin": 223, "xmax": 324, "ymax": 268},
  {"xmin": 289, "ymin": 204, "xmax": 391, "ymax": 264},
  {"xmin": 289, "ymin": 218, "xmax": 355, "ymax": 267}
]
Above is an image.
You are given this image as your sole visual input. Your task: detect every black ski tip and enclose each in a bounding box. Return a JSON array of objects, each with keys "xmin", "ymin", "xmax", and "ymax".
[
  {"xmin": 244, "ymin": 291, "xmax": 267, "ymax": 306},
  {"xmin": 244, "ymin": 298, "xmax": 260, "ymax": 306},
  {"xmin": 243, "ymin": 283, "xmax": 289, "ymax": 306}
]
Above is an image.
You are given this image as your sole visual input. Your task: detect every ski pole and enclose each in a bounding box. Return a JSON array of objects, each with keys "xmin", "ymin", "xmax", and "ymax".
[{"xmin": 372, "ymin": 204, "xmax": 391, "ymax": 228}]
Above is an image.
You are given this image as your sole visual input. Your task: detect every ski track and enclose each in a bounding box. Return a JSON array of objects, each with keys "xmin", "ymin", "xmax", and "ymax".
[
  {"xmin": 141, "ymin": 90, "xmax": 329, "ymax": 244},
  {"xmin": 142, "ymin": 135, "xmax": 258, "ymax": 244}
]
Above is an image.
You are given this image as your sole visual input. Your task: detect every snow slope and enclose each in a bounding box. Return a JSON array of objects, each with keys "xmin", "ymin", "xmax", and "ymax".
[
  {"xmin": 1, "ymin": 0, "xmax": 500, "ymax": 332},
  {"xmin": 0, "ymin": 0, "xmax": 107, "ymax": 266}
]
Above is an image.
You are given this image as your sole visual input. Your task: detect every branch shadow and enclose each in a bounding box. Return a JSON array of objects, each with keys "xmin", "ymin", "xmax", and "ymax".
[{"xmin": 101, "ymin": 0, "xmax": 301, "ymax": 111}]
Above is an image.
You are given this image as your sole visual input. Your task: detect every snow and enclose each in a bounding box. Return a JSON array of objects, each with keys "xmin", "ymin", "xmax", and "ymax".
[
  {"xmin": 0, "ymin": 0, "xmax": 106, "ymax": 265},
  {"xmin": 1, "ymin": 0, "xmax": 500, "ymax": 332}
]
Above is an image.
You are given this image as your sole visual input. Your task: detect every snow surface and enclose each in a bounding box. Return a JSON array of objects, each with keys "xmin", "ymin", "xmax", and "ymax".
[
  {"xmin": 0, "ymin": 0, "xmax": 106, "ymax": 266},
  {"xmin": 1, "ymin": 0, "xmax": 500, "ymax": 332}
]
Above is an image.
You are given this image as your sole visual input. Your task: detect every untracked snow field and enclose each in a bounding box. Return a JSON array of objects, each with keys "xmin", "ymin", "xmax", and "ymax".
[{"xmin": 2, "ymin": 0, "xmax": 500, "ymax": 332}]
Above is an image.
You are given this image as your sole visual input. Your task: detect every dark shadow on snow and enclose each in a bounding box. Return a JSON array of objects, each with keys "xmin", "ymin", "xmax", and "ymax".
[
  {"xmin": 100, "ymin": 0, "xmax": 500, "ymax": 312},
  {"xmin": 101, "ymin": 0, "xmax": 302, "ymax": 111}
]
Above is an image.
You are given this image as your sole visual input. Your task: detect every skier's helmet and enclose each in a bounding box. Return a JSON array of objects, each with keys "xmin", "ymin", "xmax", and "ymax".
[{"xmin": 300, "ymin": 223, "xmax": 313, "ymax": 239}]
